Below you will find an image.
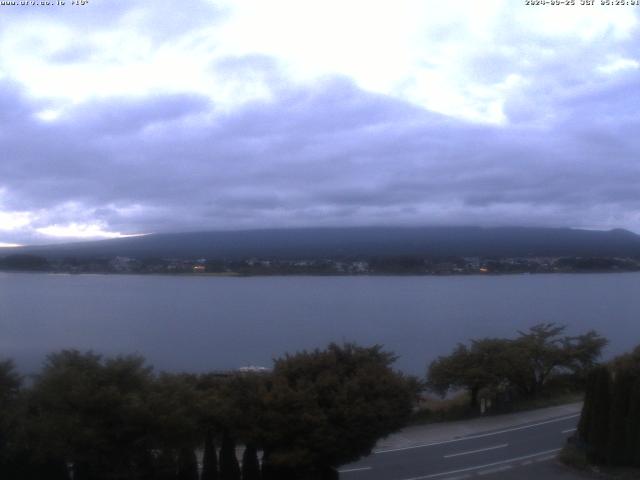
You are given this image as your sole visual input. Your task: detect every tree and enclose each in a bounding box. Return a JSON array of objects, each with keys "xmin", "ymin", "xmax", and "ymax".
[
  {"xmin": 590, "ymin": 366, "xmax": 612, "ymax": 464},
  {"xmin": 257, "ymin": 343, "xmax": 418, "ymax": 478},
  {"xmin": 177, "ymin": 447, "xmax": 198, "ymax": 480},
  {"xmin": 0, "ymin": 254, "xmax": 49, "ymax": 271},
  {"xmin": 0, "ymin": 359, "xmax": 23, "ymax": 479},
  {"xmin": 428, "ymin": 339, "xmax": 510, "ymax": 408},
  {"xmin": 578, "ymin": 365, "xmax": 611, "ymax": 465},
  {"xmin": 147, "ymin": 373, "xmax": 202, "ymax": 452},
  {"xmin": 577, "ymin": 368, "xmax": 596, "ymax": 445},
  {"xmin": 156, "ymin": 449, "xmax": 178, "ymax": 480},
  {"xmin": 29, "ymin": 350, "xmax": 156, "ymax": 479},
  {"xmin": 241, "ymin": 444, "xmax": 260, "ymax": 480},
  {"xmin": 563, "ymin": 330, "xmax": 609, "ymax": 379},
  {"xmin": 627, "ymin": 381, "xmax": 640, "ymax": 467},
  {"xmin": 219, "ymin": 430, "xmax": 241, "ymax": 480},
  {"xmin": 201, "ymin": 430, "xmax": 219, "ymax": 480},
  {"xmin": 428, "ymin": 324, "xmax": 608, "ymax": 404},
  {"xmin": 507, "ymin": 323, "xmax": 572, "ymax": 396},
  {"xmin": 607, "ymin": 368, "xmax": 634, "ymax": 465},
  {"xmin": 577, "ymin": 345, "xmax": 640, "ymax": 468}
]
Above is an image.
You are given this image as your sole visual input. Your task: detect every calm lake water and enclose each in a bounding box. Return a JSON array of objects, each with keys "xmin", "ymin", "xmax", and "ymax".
[{"xmin": 1, "ymin": 272, "xmax": 639, "ymax": 375}]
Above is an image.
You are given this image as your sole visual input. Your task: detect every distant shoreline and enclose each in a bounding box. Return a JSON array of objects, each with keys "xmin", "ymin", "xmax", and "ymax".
[{"xmin": 2, "ymin": 269, "xmax": 639, "ymax": 277}]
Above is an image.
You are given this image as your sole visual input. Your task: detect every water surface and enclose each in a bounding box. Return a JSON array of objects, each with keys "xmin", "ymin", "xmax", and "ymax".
[{"xmin": 1, "ymin": 272, "xmax": 638, "ymax": 375}]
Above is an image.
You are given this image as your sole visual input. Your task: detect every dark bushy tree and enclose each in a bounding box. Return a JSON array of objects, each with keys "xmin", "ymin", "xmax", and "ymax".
[
  {"xmin": 577, "ymin": 347, "xmax": 640, "ymax": 468},
  {"xmin": 587, "ymin": 365, "xmax": 612, "ymax": 464},
  {"xmin": 499, "ymin": 324, "xmax": 607, "ymax": 397},
  {"xmin": 29, "ymin": 350, "xmax": 157, "ymax": 479},
  {"xmin": 258, "ymin": 343, "xmax": 418, "ymax": 478},
  {"xmin": 577, "ymin": 368, "xmax": 596, "ymax": 445},
  {"xmin": 428, "ymin": 339, "xmax": 510, "ymax": 407},
  {"xmin": 607, "ymin": 369, "xmax": 634, "ymax": 465},
  {"xmin": 0, "ymin": 359, "xmax": 22, "ymax": 477},
  {"xmin": 428, "ymin": 324, "xmax": 607, "ymax": 404},
  {"xmin": 627, "ymin": 381, "xmax": 640, "ymax": 467}
]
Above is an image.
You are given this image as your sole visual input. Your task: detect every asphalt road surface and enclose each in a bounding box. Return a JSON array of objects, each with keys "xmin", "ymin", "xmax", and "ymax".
[{"xmin": 339, "ymin": 413, "xmax": 583, "ymax": 480}]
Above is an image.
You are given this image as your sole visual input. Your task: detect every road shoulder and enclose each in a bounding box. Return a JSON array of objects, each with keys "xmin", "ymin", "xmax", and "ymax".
[{"xmin": 376, "ymin": 402, "xmax": 583, "ymax": 452}]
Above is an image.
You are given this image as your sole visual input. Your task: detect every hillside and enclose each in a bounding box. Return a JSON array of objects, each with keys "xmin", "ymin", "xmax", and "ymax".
[{"xmin": 6, "ymin": 226, "xmax": 640, "ymax": 260}]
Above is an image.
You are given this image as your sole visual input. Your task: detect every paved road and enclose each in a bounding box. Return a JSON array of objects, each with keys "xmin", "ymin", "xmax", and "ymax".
[{"xmin": 339, "ymin": 412, "xmax": 583, "ymax": 479}]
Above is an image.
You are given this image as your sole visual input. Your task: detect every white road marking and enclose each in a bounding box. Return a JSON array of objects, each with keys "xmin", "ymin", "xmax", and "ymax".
[
  {"xmin": 478, "ymin": 465, "xmax": 512, "ymax": 475},
  {"xmin": 443, "ymin": 443, "xmax": 508, "ymax": 459},
  {"xmin": 398, "ymin": 448, "xmax": 562, "ymax": 480},
  {"xmin": 441, "ymin": 475, "xmax": 471, "ymax": 480},
  {"xmin": 338, "ymin": 466, "xmax": 372, "ymax": 473},
  {"xmin": 375, "ymin": 414, "xmax": 579, "ymax": 454},
  {"xmin": 562, "ymin": 428, "xmax": 577, "ymax": 434},
  {"xmin": 534, "ymin": 454, "xmax": 557, "ymax": 463}
]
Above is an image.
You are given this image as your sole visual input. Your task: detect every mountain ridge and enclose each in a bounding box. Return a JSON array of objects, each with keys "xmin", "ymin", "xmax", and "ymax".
[{"xmin": 4, "ymin": 226, "xmax": 640, "ymax": 260}]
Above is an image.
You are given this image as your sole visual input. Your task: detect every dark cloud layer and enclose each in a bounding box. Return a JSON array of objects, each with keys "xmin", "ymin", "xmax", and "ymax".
[{"xmin": 1, "ymin": 56, "xmax": 640, "ymax": 244}]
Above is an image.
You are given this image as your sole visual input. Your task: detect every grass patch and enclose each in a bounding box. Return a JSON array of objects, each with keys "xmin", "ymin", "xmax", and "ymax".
[
  {"xmin": 505, "ymin": 391, "xmax": 584, "ymax": 412},
  {"xmin": 559, "ymin": 443, "xmax": 590, "ymax": 471},
  {"xmin": 410, "ymin": 392, "xmax": 475, "ymax": 424},
  {"xmin": 410, "ymin": 390, "xmax": 584, "ymax": 426},
  {"xmin": 559, "ymin": 444, "xmax": 640, "ymax": 479}
]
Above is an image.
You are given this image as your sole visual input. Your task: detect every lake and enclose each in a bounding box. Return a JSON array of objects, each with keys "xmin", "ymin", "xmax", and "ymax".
[{"xmin": 1, "ymin": 272, "xmax": 639, "ymax": 376}]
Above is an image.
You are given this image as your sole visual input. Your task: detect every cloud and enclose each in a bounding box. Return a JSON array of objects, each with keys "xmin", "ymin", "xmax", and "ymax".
[
  {"xmin": 1, "ymin": 58, "xmax": 640, "ymax": 245},
  {"xmin": 0, "ymin": 2, "xmax": 639, "ymax": 244}
]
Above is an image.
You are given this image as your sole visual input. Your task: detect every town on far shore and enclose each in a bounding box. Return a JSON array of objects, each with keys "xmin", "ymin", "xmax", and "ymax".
[{"xmin": 1, "ymin": 253, "xmax": 640, "ymax": 275}]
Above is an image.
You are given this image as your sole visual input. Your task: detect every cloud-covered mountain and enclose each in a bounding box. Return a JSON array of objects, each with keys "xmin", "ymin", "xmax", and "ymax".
[
  {"xmin": 11, "ymin": 226, "xmax": 640, "ymax": 260},
  {"xmin": 0, "ymin": 2, "xmax": 639, "ymax": 245}
]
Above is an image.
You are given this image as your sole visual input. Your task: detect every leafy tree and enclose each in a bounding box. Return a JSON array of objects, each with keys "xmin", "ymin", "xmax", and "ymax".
[
  {"xmin": 428, "ymin": 339, "xmax": 510, "ymax": 407},
  {"xmin": 0, "ymin": 359, "xmax": 20, "ymax": 403},
  {"xmin": 506, "ymin": 323, "xmax": 572, "ymax": 396},
  {"xmin": 257, "ymin": 343, "xmax": 418, "ymax": 478},
  {"xmin": 147, "ymin": 373, "xmax": 202, "ymax": 451},
  {"xmin": 0, "ymin": 359, "xmax": 25, "ymax": 480},
  {"xmin": 428, "ymin": 324, "xmax": 607, "ymax": 404},
  {"xmin": 0, "ymin": 359, "xmax": 21, "ymax": 441},
  {"xmin": 508, "ymin": 324, "xmax": 607, "ymax": 396},
  {"xmin": 563, "ymin": 330, "xmax": 609, "ymax": 379},
  {"xmin": 29, "ymin": 350, "xmax": 156, "ymax": 479}
]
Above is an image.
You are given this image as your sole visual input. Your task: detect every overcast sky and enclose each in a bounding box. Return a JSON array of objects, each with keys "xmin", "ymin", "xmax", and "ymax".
[{"xmin": 0, "ymin": 0, "xmax": 639, "ymax": 246}]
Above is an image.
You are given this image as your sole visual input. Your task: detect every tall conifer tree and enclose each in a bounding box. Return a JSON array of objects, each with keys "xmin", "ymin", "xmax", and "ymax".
[
  {"xmin": 201, "ymin": 431, "xmax": 219, "ymax": 480},
  {"xmin": 219, "ymin": 431, "xmax": 240, "ymax": 480},
  {"xmin": 607, "ymin": 369, "xmax": 633, "ymax": 465},
  {"xmin": 241, "ymin": 444, "xmax": 260, "ymax": 480},
  {"xmin": 177, "ymin": 447, "xmax": 198, "ymax": 480},
  {"xmin": 588, "ymin": 366, "xmax": 612, "ymax": 464}
]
